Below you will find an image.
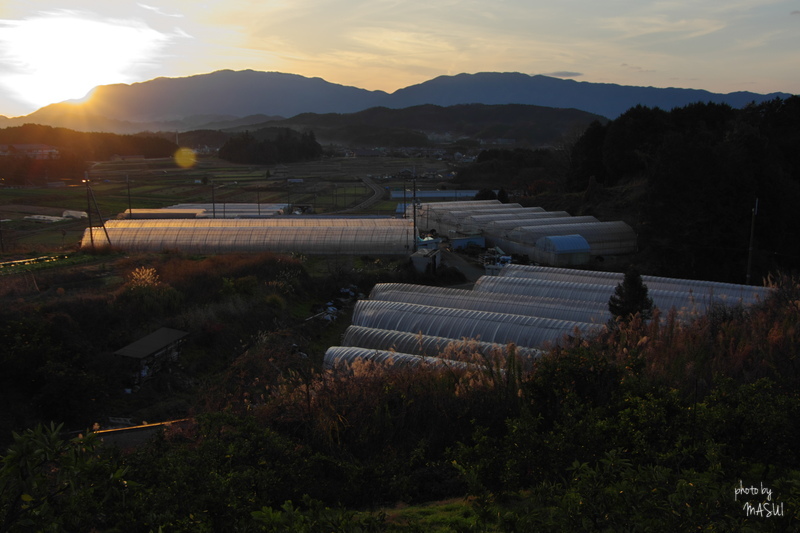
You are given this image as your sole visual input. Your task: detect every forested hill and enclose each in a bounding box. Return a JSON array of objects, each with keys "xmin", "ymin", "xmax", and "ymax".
[
  {"xmin": 458, "ymin": 97, "xmax": 800, "ymax": 283},
  {"xmin": 241, "ymin": 103, "xmax": 606, "ymax": 147}
]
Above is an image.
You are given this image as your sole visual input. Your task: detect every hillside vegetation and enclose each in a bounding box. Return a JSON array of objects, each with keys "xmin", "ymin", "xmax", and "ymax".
[
  {"xmin": 457, "ymin": 97, "xmax": 800, "ymax": 283},
  {"xmin": 2, "ymin": 97, "xmax": 800, "ymax": 531},
  {"xmin": 1, "ymin": 257, "xmax": 798, "ymax": 530}
]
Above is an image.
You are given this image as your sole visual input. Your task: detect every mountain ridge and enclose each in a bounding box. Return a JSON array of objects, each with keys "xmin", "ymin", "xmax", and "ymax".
[{"xmin": 0, "ymin": 70, "xmax": 792, "ymax": 134}]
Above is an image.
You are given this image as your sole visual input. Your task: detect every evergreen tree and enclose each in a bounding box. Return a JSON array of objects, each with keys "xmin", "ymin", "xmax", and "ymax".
[{"xmin": 608, "ymin": 267, "xmax": 654, "ymax": 321}]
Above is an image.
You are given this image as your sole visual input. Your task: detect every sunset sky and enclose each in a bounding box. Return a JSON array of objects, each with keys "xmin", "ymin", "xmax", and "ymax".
[{"xmin": 1, "ymin": 0, "xmax": 798, "ymax": 117}]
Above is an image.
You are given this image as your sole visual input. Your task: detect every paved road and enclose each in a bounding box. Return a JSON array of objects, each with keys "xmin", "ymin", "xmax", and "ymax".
[{"xmin": 333, "ymin": 176, "xmax": 386, "ymax": 214}]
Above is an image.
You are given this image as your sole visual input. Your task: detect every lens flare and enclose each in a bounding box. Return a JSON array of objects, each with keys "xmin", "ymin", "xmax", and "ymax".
[{"xmin": 174, "ymin": 147, "xmax": 197, "ymax": 168}]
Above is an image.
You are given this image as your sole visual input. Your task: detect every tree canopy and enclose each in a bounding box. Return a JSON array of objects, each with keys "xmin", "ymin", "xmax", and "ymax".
[{"xmin": 608, "ymin": 267, "xmax": 654, "ymax": 321}]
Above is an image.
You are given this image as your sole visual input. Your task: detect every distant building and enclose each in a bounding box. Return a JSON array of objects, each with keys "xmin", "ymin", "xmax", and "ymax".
[
  {"xmin": 114, "ymin": 327, "xmax": 189, "ymax": 384},
  {"xmin": 0, "ymin": 143, "xmax": 60, "ymax": 159}
]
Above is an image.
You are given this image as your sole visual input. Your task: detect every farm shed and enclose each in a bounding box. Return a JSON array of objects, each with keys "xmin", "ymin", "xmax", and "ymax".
[
  {"xmin": 81, "ymin": 218, "xmax": 415, "ymax": 256},
  {"xmin": 449, "ymin": 234, "xmax": 486, "ymax": 250},
  {"xmin": 114, "ymin": 327, "xmax": 188, "ymax": 384},
  {"xmin": 532, "ymin": 235, "xmax": 591, "ymax": 266}
]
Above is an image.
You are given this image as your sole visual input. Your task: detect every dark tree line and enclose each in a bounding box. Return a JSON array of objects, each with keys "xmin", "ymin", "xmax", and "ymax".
[
  {"xmin": 565, "ymin": 97, "xmax": 800, "ymax": 282},
  {"xmin": 218, "ymin": 128, "xmax": 322, "ymax": 164},
  {"xmin": 0, "ymin": 124, "xmax": 177, "ymax": 161},
  {"xmin": 462, "ymin": 98, "xmax": 800, "ymax": 282},
  {"xmin": 0, "ymin": 124, "xmax": 178, "ymax": 185}
]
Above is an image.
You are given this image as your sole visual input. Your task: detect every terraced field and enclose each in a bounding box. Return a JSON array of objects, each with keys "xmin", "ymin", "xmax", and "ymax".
[{"xmin": 0, "ymin": 155, "xmax": 450, "ymax": 252}]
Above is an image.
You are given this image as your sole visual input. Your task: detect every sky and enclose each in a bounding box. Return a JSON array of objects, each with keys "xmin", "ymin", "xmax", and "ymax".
[{"xmin": 0, "ymin": 0, "xmax": 798, "ymax": 117}]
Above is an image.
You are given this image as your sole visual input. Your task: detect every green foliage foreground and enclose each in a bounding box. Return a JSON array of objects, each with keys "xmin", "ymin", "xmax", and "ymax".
[{"xmin": 2, "ymin": 277, "xmax": 800, "ymax": 531}]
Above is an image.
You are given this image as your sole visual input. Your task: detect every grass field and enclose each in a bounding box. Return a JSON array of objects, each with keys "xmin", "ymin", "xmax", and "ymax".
[{"xmin": 0, "ymin": 155, "xmax": 451, "ymax": 254}]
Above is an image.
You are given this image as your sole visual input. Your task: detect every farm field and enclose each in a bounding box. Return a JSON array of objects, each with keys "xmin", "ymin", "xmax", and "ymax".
[{"xmin": 0, "ymin": 155, "xmax": 451, "ymax": 253}]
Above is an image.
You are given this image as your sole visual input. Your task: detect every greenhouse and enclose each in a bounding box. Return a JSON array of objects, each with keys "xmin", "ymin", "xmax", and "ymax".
[
  {"xmin": 168, "ymin": 203, "xmax": 290, "ymax": 218},
  {"xmin": 351, "ymin": 300, "xmax": 603, "ymax": 350},
  {"xmin": 531, "ymin": 235, "xmax": 591, "ymax": 266},
  {"xmin": 81, "ymin": 219, "xmax": 415, "ymax": 255},
  {"xmin": 497, "ymin": 264, "xmax": 771, "ymax": 305},
  {"xmin": 435, "ymin": 207, "xmax": 550, "ymax": 234},
  {"xmin": 107, "ymin": 217, "xmax": 412, "ymax": 228},
  {"xmin": 341, "ymin": 325, "xmax": 542, "ymax": 360},
  {"xmin": 415, "ymin": 200, "xmax": 504, "ymax": 224},
  {"xmin": 465, "ymin": 211, "xmax": 572, "ymax": 225},
  {"xmin": 324, "ymin": 346, "xmax": 477, "ymax": 372},
  {"xmin": 483, "ymin": 215, "xmax": 597, "ymax": 233},
  {"xmin": 325, "ymin": 265, "xmax": 772, "ymax": 371},
  {"xmin": 472, "ymin": 276, "xmax": 752, "ymax": 318},
  {"xmin": 368, "ymin": 283, "xmax": 609, "ymax": 324},
  {"xmin": 493, "ymin": 221, "xmax": 637, "ymax": 258}
]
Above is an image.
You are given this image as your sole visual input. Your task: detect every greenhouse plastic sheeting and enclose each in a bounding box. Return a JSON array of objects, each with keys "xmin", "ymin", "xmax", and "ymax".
[
  {"xmin": 486, "ymin": 216, "xmax": 599, "ymax": 234},
  {"xmin": 465, "ymin": 211, "xmax": 571, "ymax": 225},
  {"xmin": 108, "ymin": 218, "xmax": 412, "ymax": 228},
  {"xmin": 534, "ymin": 235, "xmax": 591, "ymax": 253},
  {"xmin": 351, "ymin": 300, "xmax": 602, "ymax": 349},
  {"xmin": 506, "ymin": 221, "xmax": 635, "ymax": 243},
  {"xmin": 440, "ymin": 206, "xmax": 535, "ymax": 223},
  {"xmin": 473, "ymin": 276, "xmax": 747, "ymax": 317},
  {"xmin": 493, "ymin": 222, "xmax": 637, "ymax": 257},
  {"xmin": 324, "ymin": 346, "xmax": 475, "ymax": 371},
  {"xmin": 81, "ymin": 222, "xmax": 414, "ymax": 255},
  {"xmin": 415, "ymin": 200, "xmax": 504, "ymax": 219},
  {"xmin": 342, "ymin": 325, "xmax": 542, "ymax": 360},
  {"xmin": 497, "ymin": 265, "xmax": 771, "ymax": 305},
  {"xmin": 368, "ymin": 283, "xmax": 610, "ymax": 324}
]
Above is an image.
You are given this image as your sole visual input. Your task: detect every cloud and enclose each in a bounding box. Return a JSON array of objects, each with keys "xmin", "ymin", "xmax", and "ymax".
[
  {"xmin": 542, "ymin": 71, "xmax": 582, "ymax": 78},
  {"xmin": 137, "ymin": 3, "xmax": 184, "ymax": 18},
  {"xmin": 621, "ymin": 63, "xmax": 656, "ymax": 74}
]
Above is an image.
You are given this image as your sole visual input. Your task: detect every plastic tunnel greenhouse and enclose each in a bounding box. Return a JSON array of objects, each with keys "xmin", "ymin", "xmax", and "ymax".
[
  {"xmin": 472, "ymin": 276, "xmax": 753, "ymax": 318},
  {"xmin": 493, "ymin": 221, "xmax": 637, "ymax": 257},
  {"xmin": 324, "ymin": 346, "xmax": 477, "ymax": 372},
  {"xmin": 351, "ymin": 300, "xmax": 603, "ymax": 350},
  {"xmin": 81, "ymin": 218, "xmax": 415, "ymax": 255},
  {"xmin": 325, "ymin": 265, "xmax": 771, "ymax": 371},
  {"xmin": 341, "ymin": 325, "xmax": 542, "ymax": 360},
  {"xmin": 497, "ymin": 264, "xmax": 771, "ymax": 305},
  {"xmin": 368, "ymin": 283, "xmax": 610, "ymax": 324}
]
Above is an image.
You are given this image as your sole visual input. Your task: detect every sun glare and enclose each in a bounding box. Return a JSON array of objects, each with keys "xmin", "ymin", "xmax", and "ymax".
[
  {"xmin": 0, "ymin": 13, "xmax": 168, "ymax": 111},
  {"xmin": 174, "ymin": 147, "xmax": 197, "ymax": 168}
]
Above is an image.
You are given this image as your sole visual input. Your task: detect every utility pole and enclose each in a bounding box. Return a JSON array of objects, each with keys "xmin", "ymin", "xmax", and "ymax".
[
  {"xmin": 403, "ymin": 178, "xmax": 407, "ymax": 219},
  {"xmin": 82, "ymin": 176, "xmax": 111, "ymax": 247},
  {"xmin": 412, "ymin": 175, "xmax": 417, "ymax": 252},
  {"xmin": 126, "ymin": 174, "xmax": 132, "ymax": 219},
  {"xmin": 746, "ymin": 197, "xmax": 758, "ymax": 285},
  {"xmin": 84, "ymin": 174, "xmax": 94, "ymax": 249}
]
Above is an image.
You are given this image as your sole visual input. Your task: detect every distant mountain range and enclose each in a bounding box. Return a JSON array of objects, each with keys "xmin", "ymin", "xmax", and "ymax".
[{"xmin": 0, "ymin": 70, "xmax": 792, "ymax": 136}]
